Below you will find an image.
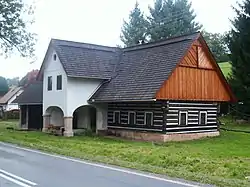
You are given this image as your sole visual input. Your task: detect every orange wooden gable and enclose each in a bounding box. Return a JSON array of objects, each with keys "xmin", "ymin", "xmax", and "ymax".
[{"xmin": 156, "ymin": 37, "xmax": 236, "ymax": 102}]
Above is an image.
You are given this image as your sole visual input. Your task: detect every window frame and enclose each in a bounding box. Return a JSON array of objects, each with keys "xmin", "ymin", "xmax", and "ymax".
[
  {"xmin": 47, "ymin": 76, "xmax": 52, "ymax": 91},
  {"xmin": 128, "ymin": 111, "xmax": 136, "ymax": 125},
  {"xmin": 144, "ymin": 112, "xmax": 153, "ymax": 126},
  {"xmin": 179, "ymin": 111, "xmax": 188, "ymax": 126},
  {"xmin": 113, "ymin": 111, "xmax": 120, "ymax": 124},
  {"xmin": 56, "ymin": 75, "xmax": 62, "ymax": 90},
  {"xmin": 199, "ymin": 111, "xmax": 208, "ymax": 125}
]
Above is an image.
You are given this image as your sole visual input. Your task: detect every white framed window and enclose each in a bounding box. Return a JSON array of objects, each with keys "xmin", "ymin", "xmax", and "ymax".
[
  {"xmin": 113, "ymin": 111, "xmax": 120, "ymax": 124},
  {"xmin": 199, "ymin": 111, "xmax": 207, "ymax": 125},
  {"xmin": 57, "ymin": 75, "xmax": 62, "ymax": 90},
  {"xmin": 47, "ymin": 76, "xmax": 52, "ymax": 91},
  {"xmin": 144, "ymin": 112, "xmax": 153, "ymax": 126},
  {"xmin": 128, "ymin": 112, "xmax": 136, "ymax": 125},
  {"xmin": 179, "ymin": 111, "xmax": 188, "ymax": 126}
]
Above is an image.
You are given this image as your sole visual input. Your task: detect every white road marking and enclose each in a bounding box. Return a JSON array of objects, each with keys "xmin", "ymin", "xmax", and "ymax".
[
  {"xmin": 0, "ymin": 169, "xmax": 37, "ymax": 186},
  {"xmin": 0, "ymin": 173, "xmax": 32, "ymax": 187},
  {"xmin": 0, "ymin": 142, "xmax": 200, "ymax": 187}
]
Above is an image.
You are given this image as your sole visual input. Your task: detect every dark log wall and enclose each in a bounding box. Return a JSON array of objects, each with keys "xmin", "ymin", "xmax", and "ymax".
[
  {"xmin": 107, "ymin": 101, "xmax": 219, "ymax": 134},
  {"xmin": 166, "ymin": 101, "xmax": 218, "ymax": 134},
  {"xmin": 107, "ymin": 102, "xmax": 164, "ymax": 132}
]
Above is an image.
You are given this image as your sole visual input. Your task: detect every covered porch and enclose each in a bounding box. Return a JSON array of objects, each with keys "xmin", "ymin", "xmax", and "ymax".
[{"xmin": 43, "ymin": 104, "xmax": 107, "ymax": 137}]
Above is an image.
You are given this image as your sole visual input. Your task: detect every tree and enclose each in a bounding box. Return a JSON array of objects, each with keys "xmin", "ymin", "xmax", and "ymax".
[
  {"xmin": 19, "ymin": 69, "xmax": 39, "ymax": 87},
  {"xmin": 0, "ymin": 0, "xmax": 36, "ymax": 57},
  {"xmin": 148, "ymin": 0, "xmax": 202, "ymax": 41},
  {"xmin": 7, "ymin": 77, "xmax": 19, "ymax": 87},
  {"xmin": 0, "ymin": 76, "xmax": 9, "ymax": 96},
  {"xmin": 202, "ymin": 31, "xmax": 230, "ymax": 62},
  {"xmin": 228, "ymin": 0, "xmax": 250, "ymax": 117},
  {"xmin": 120, "ymin": 2, "xmax": 148, "ymax": 47}
]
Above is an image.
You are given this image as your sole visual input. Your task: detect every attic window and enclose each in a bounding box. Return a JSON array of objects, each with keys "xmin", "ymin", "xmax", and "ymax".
[{"xmin": 53, "ymin": 54, "xmax": 57, "ymax": 61}]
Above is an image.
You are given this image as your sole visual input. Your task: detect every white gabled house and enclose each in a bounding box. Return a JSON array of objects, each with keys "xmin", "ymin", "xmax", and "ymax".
[
  {"xmin": 34, "ymin": 39, "xmax": 115, "ymax": 136},
  {"xmin": 0, "ymin": 86, "xmax": 23, "ymax": 112}
]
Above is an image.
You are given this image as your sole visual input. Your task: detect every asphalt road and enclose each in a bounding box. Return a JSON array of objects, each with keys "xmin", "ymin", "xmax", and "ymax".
[{"xmin": 0, "ymin": 142, "xmax": 207, "ymax": 187}]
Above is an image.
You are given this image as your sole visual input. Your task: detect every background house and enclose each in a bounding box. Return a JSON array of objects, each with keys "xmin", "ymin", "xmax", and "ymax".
[{"xmin": 0, "ymin": 86, "xmax": 23, "ymax": 112}]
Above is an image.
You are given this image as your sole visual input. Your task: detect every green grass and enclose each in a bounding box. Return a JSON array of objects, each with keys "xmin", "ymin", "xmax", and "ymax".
[
  {"xmin": 219, "ymin": 62, "xmax": 232, "ymax": 78},
  {"xmin": 0, "ymin": 119, "xmax": 249, "ymax": 187},
  {"xmin": 220, "ymin": 116, "xmax": 250, "ymax": 132}
]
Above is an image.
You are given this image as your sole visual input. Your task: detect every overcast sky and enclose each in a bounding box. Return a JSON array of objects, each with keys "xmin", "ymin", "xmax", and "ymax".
[{"xmin": 0, "ymin": 0, "xmax": 240, "ymax": 79}]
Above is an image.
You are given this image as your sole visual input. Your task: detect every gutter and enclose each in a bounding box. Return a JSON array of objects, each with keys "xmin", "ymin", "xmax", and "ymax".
[
  {"xmin": 67, "ymin": 75, "xmax": 110, "ymax": 80},
  {"xmin": 89, "ymin": 98, "xmax": 157, "ymax": 103}
]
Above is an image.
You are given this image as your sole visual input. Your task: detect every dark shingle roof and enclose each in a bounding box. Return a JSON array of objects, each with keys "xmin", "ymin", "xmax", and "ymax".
[
  {"xmin": 52, "ymin": 39, "xmax": 119, "ymax": 79},
  {"xmin": 13, "ymin": 81, "xmax": 43, "ymax": 105},
  {"xmin": 91, "ymin": 32, "xmax": 199, "ymax": 101}
]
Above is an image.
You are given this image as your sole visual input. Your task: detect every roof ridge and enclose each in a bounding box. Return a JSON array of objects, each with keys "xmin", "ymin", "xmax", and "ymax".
[
  {"xmin": 51, "ymin": 38, "xmax": 119, "ymax": 52},
  {"xmin": 123, "ymin": 32, "xmax": 200, "ymax": 52}
]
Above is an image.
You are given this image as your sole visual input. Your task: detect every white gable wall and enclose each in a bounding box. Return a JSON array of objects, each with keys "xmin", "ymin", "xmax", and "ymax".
[
  {"xmin": 66, "ymin": 77, "xmax": 102, "ymax": 116},
  {"xmin": 43, "ymin": 50, "xmax": 67, "ymax": 115},
  {"xmin": 42, "ymin": 48, "xmax": 103, "ymax": 118}
]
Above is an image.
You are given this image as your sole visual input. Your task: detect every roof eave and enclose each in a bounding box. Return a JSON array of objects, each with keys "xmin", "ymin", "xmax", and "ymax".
[
  {"xmin": 88, "ymin": 98, "xmax": 157, "ymax": 103},
  {"xmin": 67, "ymin": 75, "xmax": 111, "ymax": 80}
]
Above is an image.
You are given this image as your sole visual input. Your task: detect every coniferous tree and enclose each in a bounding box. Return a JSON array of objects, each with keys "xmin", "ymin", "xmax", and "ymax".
[
  {"xmin": 0, "ymin": 76, "xmax": 9, "ymax": 96},
  {"xmin": 120, "ymin": 2, "xmax": 148, "ymax": 47},
  {"xmin": 202, "ymin": 31, "xmax": 229, "ymax": 62},
  {"xmin": 148, "ymin": 0, "xmax": 202, "ymax": 41},
  {"xmin": 228, "ymin": 0, "xmax": 250, "ymax": 116}
]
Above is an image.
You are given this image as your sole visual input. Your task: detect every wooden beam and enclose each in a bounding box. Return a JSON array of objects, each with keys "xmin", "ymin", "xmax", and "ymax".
[
  {"xmin": 162, "ymin": 101, "xmax": 168, "ymax": 133},
  {"xmin": 179, "ymin": 64, "xmax": 214, "ymax": 71}
]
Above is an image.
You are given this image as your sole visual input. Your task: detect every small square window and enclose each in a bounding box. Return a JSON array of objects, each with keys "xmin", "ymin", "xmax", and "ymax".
[
  {"xmin": 113, "ymin": 111, "xmax": 120, "ymax": 124},
  {"xmin": 199, "ymin": 111, "xmax": 207, "ymax": 125},
  {"xmin": 145, "ymin": 112, "xmax": 153, "ymax": 126},
  {"xmin": 179, "ymin": 111, "xmax": 188, "ymax": 126},
  {"xmin": 47, "ymin": 76, "xmax": 52, "ymax": 91},
  {"xmin": 128, "ymin": 112, "xmax": 136, "ymax": 125},
  {"xmin": 53, "ymin": 54, "xmax": 57, "ymax": 61},
  {"xmin": 57, "ymin": 75, "xmax": 62, "ymax": 90}
]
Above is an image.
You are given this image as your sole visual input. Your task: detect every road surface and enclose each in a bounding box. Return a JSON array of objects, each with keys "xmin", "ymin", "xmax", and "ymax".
[{"xmin": 0, "ymin": 142, "xmax": 208, "ymax": 187}]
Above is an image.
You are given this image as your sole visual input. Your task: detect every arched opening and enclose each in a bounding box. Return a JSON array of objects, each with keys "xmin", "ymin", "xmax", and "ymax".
[
  {"xmin": 45, "ymin": 106, "xmax": 64, "ymax": 127},
  {"xmin": 73, "ymin": 105, "xmax": 96, "ymax": 132}
]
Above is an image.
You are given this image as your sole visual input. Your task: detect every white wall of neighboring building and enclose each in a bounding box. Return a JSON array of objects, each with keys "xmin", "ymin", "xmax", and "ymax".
[
  {"xmin": 66, "ymin": 77, "xmax": 102, "ymax": 116},
  {"xmin": 43, "ymin": 50, "xmax": 67, "ymax": 115},
  {"xmin": 5, "ymin": 90, "xmax": 23, "ymax": 111}
]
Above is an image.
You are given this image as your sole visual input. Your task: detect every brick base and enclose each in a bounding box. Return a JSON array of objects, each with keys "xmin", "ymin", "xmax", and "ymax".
[{"xmin": 107, "ymin": 129, "xmax": 220, "ymax": 142}]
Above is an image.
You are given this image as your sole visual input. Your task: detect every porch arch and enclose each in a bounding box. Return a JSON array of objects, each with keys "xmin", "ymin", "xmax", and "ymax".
[
  {"xmin": 73, "ymin": 105, "xmax": 96, "ymax": 132},
  {"xmin": 45, "ymin": 106, "xmax": 64, "ymax": 127}
]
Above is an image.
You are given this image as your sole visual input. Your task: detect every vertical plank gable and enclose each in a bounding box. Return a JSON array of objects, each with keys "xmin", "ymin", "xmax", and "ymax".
[
  {"xmin": 156, "ymin": 39, "xmax": 233, "ymax": 102},
  {"xmin": 180, "ymin": 44, "xmax": 198, "ymax": 67}
]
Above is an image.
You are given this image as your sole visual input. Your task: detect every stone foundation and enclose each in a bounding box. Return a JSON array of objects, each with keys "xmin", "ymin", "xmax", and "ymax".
[{"xmin": 107, "ymin": 129, "xmax": 220, "ymax": 142}]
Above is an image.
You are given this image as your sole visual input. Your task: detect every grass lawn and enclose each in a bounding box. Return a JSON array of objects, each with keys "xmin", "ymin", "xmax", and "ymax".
[
  {"xmin": 218, "ymin": 62, "xmax": 232, "ymax": 78},
  {"xmin": 220, "ymin": 116, "xmax": 250, "ymax": 132},
  {"xmin": 0, "ymin": 118, "xmax": 249, "ymax": 187}
]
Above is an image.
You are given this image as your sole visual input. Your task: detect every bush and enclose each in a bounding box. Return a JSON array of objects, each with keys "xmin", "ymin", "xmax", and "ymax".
[{"xmin": 3, "ymin": 109, "xmax": 20, "ymax": 120}]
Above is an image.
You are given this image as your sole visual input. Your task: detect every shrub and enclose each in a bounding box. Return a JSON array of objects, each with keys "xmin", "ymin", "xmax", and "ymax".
[{"xmin": 3, "ymin": 109, "xmax": 19, "ymax": 120}]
